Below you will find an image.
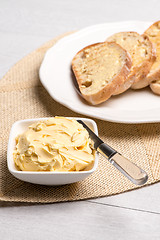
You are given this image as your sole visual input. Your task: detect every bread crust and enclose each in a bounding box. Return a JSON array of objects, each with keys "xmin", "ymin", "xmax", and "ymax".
[
  {"xmin": 150, "ymin": 81, "xmax": 160, "ymax": 95},
  {"xmin": 143, "ymin": 21, "xmax": 160, "ymax": 94},
  {"xmin": 72, "ymin": 42, "xmax": 132, "ymax": 105},
  {"xmin": 144, "ymin": 21, "xmax": 160, "ymax": 82}
]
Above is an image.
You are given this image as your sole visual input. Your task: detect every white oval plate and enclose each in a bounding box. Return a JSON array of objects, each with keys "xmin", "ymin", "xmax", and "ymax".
[{"xmin": 39, "ymin": 21, "xmax": 160, "ymax": 123}]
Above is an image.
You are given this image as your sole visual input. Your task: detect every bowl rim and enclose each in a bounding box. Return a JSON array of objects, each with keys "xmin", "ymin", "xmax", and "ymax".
[{"xmin": 7, "ymin": 117, "xmax": 99, "ymax": 175}]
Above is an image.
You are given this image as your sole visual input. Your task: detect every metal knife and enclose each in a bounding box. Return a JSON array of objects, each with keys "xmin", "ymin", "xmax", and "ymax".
[{"xmin": 77, "ymin": 120, "xmax": 148, "ymax": 186}]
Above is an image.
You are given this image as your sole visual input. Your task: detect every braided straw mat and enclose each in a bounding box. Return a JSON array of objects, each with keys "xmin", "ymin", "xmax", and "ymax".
[{"xmin": 0, "ymin": 32, "xmax": 160, "ymax": 203}]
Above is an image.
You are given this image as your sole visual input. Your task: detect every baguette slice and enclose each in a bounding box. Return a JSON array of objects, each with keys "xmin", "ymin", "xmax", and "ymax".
[
  {"xmin": 107, "ymin": 32, "xmax": 156, "ymax": 92},
  {"xmin": 150, "ymin": 80, "xmax": 160, "ymax": 95},
  {"xmin": 144, "ymin": 21, "xmax": 160, "ymax": 93},
  {"xmin": 71, "ymin": 42, "xmax": 132, "ymax": 105}
]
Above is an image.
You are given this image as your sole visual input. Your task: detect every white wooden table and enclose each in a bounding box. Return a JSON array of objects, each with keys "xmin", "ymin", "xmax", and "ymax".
[{"xmin": 0, "ymin": 0, "xmax": 160, "ymax": 239}]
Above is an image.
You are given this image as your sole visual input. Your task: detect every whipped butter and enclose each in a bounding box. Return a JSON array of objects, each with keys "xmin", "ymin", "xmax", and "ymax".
[{"xmin": 13, "ymin": 117, "xmax": 95, "ymax": 172}]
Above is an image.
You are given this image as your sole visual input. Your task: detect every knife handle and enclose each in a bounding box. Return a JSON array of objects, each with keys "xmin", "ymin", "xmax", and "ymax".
[{"xmin": 98, "ymin": 143, "xmax": 148, "ymax": 186}]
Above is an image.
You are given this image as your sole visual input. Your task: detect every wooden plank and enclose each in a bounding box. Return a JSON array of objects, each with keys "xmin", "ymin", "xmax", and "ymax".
[
  {"xmin": 0, "ymin": 201, "xmax": 160, "ymax": 240},
  {"xmin": 89, "ymin": 182, "xmax": 160, "ymax": 213}
]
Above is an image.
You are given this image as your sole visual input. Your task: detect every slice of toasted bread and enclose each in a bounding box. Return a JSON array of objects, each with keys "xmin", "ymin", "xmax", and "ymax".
[
  {"xmin": 71, "ymin": 42, "xmax": 132, "ymax": 105},
  {"xmin": 107, "ymin": 32, "xmax": 156, "ymax": 91},
  {"xmin": 150, "ymin": 80, "xmax": 160, "ymax": 95},
  {"xmin": 145, "ymin": 21, "xmax": 160, "ymax": 81},
  {"xmin": 144, "ymin": 21, "xmax": 160, "ymax": 93}
]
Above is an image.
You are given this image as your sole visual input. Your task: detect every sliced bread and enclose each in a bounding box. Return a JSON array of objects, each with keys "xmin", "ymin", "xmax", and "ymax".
[
  {"xmin": 71, "ymin": 42, "xmax": 132, "ymax": 105},
  {"xmin": 106, "ymin": 32, "xmax": 156, "ymax": 91},
  {"xmin": 144, "ymin": 21, "xmax": 160, "ymax": 93},
  {"xmin": 150, "ymin": 80, "xmax": 160, "ymax": 95}
]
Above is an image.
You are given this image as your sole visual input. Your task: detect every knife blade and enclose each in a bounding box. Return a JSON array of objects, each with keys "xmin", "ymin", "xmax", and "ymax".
[{"xmin": 77, "ymin": 120, "xmax": 148, "ymax": 186}]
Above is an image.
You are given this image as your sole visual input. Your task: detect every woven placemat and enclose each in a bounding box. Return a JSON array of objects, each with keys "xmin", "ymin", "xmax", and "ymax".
[{"xmin": 0, "ymin": 32, "xmax": 160, "ymax": 203}]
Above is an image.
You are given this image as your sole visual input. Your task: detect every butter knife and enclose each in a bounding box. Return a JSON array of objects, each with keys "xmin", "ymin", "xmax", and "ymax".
[{"xmin": 77, "ymin": 120, "xmax": 148, "ymax": 186}]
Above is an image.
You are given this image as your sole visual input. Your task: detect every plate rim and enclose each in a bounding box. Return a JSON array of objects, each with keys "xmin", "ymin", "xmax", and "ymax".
[{"xmin": 39, "ymin": 20, "xmax": 160, "ymax": 124}]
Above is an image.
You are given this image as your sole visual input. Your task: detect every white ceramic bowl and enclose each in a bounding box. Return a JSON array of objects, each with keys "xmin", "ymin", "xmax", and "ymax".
[{"xmin": 7, "ymin": 117, "xmax": 99, "ymax": 185}]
